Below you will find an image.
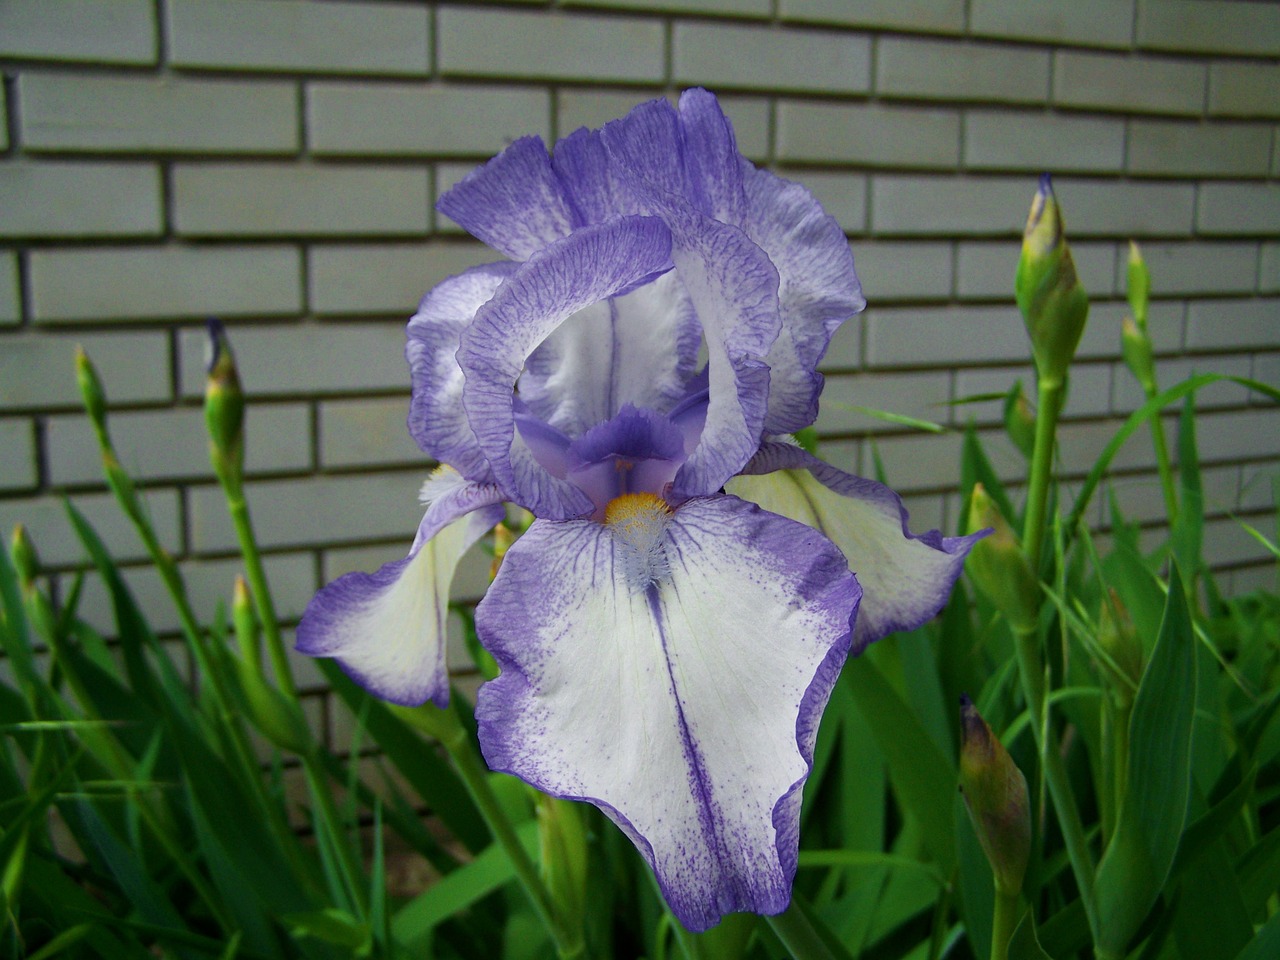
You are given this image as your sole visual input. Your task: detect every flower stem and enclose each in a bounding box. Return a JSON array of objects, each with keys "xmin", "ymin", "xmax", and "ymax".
[
  {"xmin": 765, "ymin": 899, "xmax": 844, "ymax": 960},
  {"xmin": 1021, "ymin": 378, "xmax": 1063, "ymax": 569},
  {"xmin": 1144, "ymin": 390, "xmax": 1179, "ymax": 529},
  {"xmin": 440, "ymin": 721, "xmax": 585, "ymax": 960},
  {"xmin": 990, "ymin": 889, "xmax": 1019, "ymax": 960}
]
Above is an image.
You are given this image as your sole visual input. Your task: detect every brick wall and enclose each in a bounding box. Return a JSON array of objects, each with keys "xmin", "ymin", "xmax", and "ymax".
[{"xmin": 2, "ymin": 0, "xmax": 1278, "ymax": 698}]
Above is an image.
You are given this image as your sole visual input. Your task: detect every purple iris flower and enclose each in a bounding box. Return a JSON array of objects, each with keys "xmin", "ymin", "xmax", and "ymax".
[{"xmin": 297, "ymin": 89, "xmax": 982, "ymax": 932}]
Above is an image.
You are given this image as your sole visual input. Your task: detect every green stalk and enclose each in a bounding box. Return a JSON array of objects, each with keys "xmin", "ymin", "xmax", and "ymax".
[
  {"xmin": 1021, "ymin": 378, "xmax": 1064, "ymax": 569},
  {"xmin": 439, "ymin": 719, "xmax": 585, "ymax": 960},
  {"xmin": 1145, "ymin": 394, "xmax": 1179, "ymax": 530},
  {"xmin": 764, "ymin": 899, "xmax": 844, "ymax": 960},
  {"xmin": 990, "ymin": 890, "xmax": 1019, "ymax": 960}
]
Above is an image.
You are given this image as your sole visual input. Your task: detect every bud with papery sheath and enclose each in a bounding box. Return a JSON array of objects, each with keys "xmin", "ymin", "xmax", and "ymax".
[
  {"xmin": 204, "ymin": 318, "xmax": 245, "ymax": 487},
  {"xmin": 964, "ymin": 484, "xmax": 1040, "ymax": 633},
  {"xmin": 959, "ymin": 694, "xmax": 1032, "ymax": 897},
  {"xmin": 75, "ymin": 347, "xmax": 111, "ymax": 452},
  {"xmin": 1015, "ymin": 174, "xmax": 1089, "ymax": 385},
  {"xmin": 1003, "ymin": 381, "xmax": 1036, "ymax": 459},
  {"xmin": 10, "ymin": 524, "xmax": 37, "ymax": 590},
  {"xmin": 1121, "ymin": 315, "xmax": 1157, "ymax": 394},
  {"xmin": 1097, "ymin": 589, "xmax": 1144, "ymax": 706},
  {"xmin": 1126, "ymin": 240, "xmax": 1150, "ymax": 331}
]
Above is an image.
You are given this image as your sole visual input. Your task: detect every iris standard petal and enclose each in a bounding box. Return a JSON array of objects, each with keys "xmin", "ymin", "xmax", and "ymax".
[
  {"xmin": 436, "ymin": 136, "xmax": 576, "ymax": 261},
  {"xmin": 474, "ymin": 495, "xmax": 859, "ymax": 932},
  {"xmin": 676, "ymin": 88, "xmax": 746, "ymax": 225},
  {"xmin": 406, "ymin": 261, "xmax": 518, "ymax": 480},
  {"xmin": 730, "ymin": 442, "xmax": 986, "ymax": 650},
  {"xmin": 740, "ymin": 164, "xmax": 866, "ymax": 435},
  {"xmin": 458, "ymin": 216, "xmax": 675, "ymax": 519},
  {"xmin": 295, "ymin": 476, "xmax": 505, "ymax": 707}
]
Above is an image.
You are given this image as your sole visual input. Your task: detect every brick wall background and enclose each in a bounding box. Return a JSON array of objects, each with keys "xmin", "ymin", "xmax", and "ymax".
[{"xmin": 2, "ymin": 0, "xmax": 1278, "ymax": 708}]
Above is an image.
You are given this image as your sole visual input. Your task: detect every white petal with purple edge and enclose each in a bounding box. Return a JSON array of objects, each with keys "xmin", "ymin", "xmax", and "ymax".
[
  {"xmin": 295, "ymin": 477, "xmax": 505, "ymax": 707},
  {"xmin": 475, "ymin": 495, "xmax": 859, "ymax": 932},
  {"xmin": 729, "ymin": 442, "xmax": 985, "ymax": 649}
]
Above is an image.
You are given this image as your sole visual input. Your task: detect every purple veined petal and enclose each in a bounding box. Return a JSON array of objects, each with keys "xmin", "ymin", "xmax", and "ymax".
[
  {"xmin": 475, "ymin": 495, "xmax": 859, "ymax": 932},
  {"xmin": 295, "ymin": 471, "xmax": 506, "ymax": 707},
  {"xmin": 550, "ymin": 126, "xmax": 638, "ymax": 227},
  {"xmin": 677, "ymin": 88, "xmax": 745, "ymax": 226},
  {"xmin": 730, "ymin": 442, "xmax": 986, "ymax": 650},
  {"xmin": 739, "ymin": 163, "xmax": 866, "ymax": 435},
  {"xmin": 407, "ymin": 261, "xmax": 518, "ymax": 480},
  {"xmin": 457, "ymin": 216, "xmax": 675, "ymax": 520},
  {"xmin": 436, "ymin": 136, "xmax": 576, "ymax": 261},
  {"xmin": 520, "ymin": 268, "xmax": 701, "ymax": 437}
]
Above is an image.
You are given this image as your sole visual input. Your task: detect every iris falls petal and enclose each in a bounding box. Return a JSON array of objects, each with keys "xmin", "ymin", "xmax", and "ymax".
[{"xmin": 475, "ymin": 496, "xmax": 860, "ymax": 931}]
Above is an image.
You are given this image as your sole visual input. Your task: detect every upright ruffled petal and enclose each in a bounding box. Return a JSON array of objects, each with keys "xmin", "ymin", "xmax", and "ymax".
[
  {"xmin": 436, "ymin": 136, "xmax": 576, "ymax": 260},
  {"xmin": 295, "ymin": 475, "xmax": 505, "ymax": 707},
  {"xmin": 677, "ymin": 88, "xmax": 745, "ymax": 225},
  {"xmin": 457, "ymin": 216, "xmax": 675, "ymax": 519},
  {"xmin": 406, "ymin": 261, "xmax": 517, "ymax": 480},
  {"xmin": 475, "ymin": 495, "xmax": 859, "ymax": 932},
  {"xmin": 739, "ymin": 164, "xmax": 865, "ymax": 435},
  {"xmin": 731, "ymin": 442, "xmax": 984, "ymax": 649}
]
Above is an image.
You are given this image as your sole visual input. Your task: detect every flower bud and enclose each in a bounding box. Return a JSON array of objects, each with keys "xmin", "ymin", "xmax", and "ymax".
[
  {"xmin": 1126, "ymin": 241, "xmax": 1149, "ymax": 332},
  {"xmin": 234, "ymin": 658, "xmax": 310, "ymax": 754},
  {"xmin": 1015, "ymin": 175, "xmax": 1090, "ymax": 385},
  {"xmin": 1097, "ymin": 589, "xmax": 1144, "ymax": 705},
  {"xmin": 232, "ymin": 575, "xmax": 262, "ymax": 667},
  {"xmin": 959, "ymin": 694, "xmax": 1032, "ymax": 897},
  {"xmin": 75, "ymin": 347, "xmax": 111, "ymax": 452},
  {"xmin": 964, "ymin": 484, "xmax": 1040, "ymax": 633},
  {"xmin": 537, "ymin": 794, "xmax": 589, "ymax": 935},
  {"xmin": 204, "ymin": 318, "xmax": 245, "ymax": 487},
  {"xmin": 1003, "ymin": 381, "xmax": 1036, "ymax": 460},
  {"xmin": 9, "ymin": 524, "xmax": 38, "ymax": 590},
  {"xmin": 1121, "ymin": 315, "xmax": 1157, "ymax": 395}
]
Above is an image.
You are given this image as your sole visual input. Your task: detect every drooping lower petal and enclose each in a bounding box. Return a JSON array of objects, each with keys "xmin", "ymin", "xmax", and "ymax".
[
  {"xmin": 730, "ymin": 442, "xmax": 986, "ymax": 649},
  {"xmin": 475, "ymin": 495, "xmax": 859, "ymax": 931},
  {"xmin": 295, "ymin": 476, "xmax": 505, "ymax": 707}
]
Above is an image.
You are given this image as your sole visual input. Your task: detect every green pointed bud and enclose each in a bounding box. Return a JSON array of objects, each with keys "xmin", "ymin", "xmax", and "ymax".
[
  {"xmin": 234, "ymin": 658, "xmax": 310, "ymax": 754},
  {"xmin": 959, "ymin": 694, "xmax": 1032, "ymax": 897},
  {"xmin": 536, "ymin": 795, "xmax": 589, "ymax": 935},
  {"xmin": 1015, "ymin": 174, "xmax": 1090, "ymax": 385},
  {"xmin": 965, "ymin": 484, "xmax": 1040, "ymax": 633},
  {"xmin": 1121, "ymin": 315, "xmax": 1157, "ymax": 395},
  {"xmin": 1126, "ymin": 240, "xmax": 1149, "ymax": 331},
  {"xmin": 1097, "ymin": 589, "xmax": 1144, "ymax": 705},
  {"xmin": 1003, "ymin": 381, "xmax": 1036, "ymax": 459},
  {"xmin": 75, "ymin": 346, "xmax": 111, "ymax": 452},
  {"xmin": 204, "ymin": 318, "xmax": 245, "ymax": 487},
  {"xmin": 232, "ymin": 575, "xmax": 262, "ymax": 667},
  {"xmin": 9, "ymin": 524, "xmax": 38, "ymax": 590}
]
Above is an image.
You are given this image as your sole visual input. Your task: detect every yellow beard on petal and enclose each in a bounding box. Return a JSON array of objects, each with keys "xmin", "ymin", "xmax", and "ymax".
[{"xmin": 604, "ymin": 493, "xmax": 673, "ymax": 589}]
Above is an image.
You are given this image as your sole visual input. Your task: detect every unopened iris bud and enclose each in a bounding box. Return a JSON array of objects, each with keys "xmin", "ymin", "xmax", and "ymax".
[
  {"xmin": 10, "ymin": 524, "xmax": 38, "ymax": 590},
  {"xmin": 1003, "ymin": 381, "xmax": 1036, "ymax": 459},
  {"xmin": 536, "ymin": 795, "xmax": 589, "ymax": 935},
  {"xmin": 204, "ymin": 318, "xmax": 245, "ymax": 487},
  {"xmin": 1121, "ymin": 315, "xmax": 1157, "ymax": 395},
  {"xmin": 75, "ymin": 347, "xmax": 111, "ymax": 452},
  {"xmin": 959, "ymin": 694, "xmax": 1032, "ymax": 897},
  {"xmin": 232, "ymin": 574, "xmax": 262, "ymax": 666},
  {"xmin": 1098, "ymin": 589, "xmax": 1144, "ymax": 705},
  {"xmin": 1015, "ymin": 174, "xmax": 1090, "ymax": 385},
  {"xmin": 1126, "ymin": 241, "xmax": 1149, "ymax": 332},
  {"xmin": 965, "ymin": 484, "xmax": 1040, "ymax": 633}
]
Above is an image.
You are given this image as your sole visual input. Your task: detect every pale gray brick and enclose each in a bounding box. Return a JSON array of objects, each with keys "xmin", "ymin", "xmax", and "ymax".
[
  {"xmin": 0, "ymin": 0, "xmax": 155, "ymax": 64},
  {"xmin": 319, "ymin": 397, "xmax": 422, "ymax": 468},
  {"xmin": 821, "ymin": 315, "xmax": 861, "ymax": 369},
  {"xmin": 816, "ymin": 438, "xmax": 860, "ymax": 476},
  {"xmin": 1240, "ymin": 460, "xmax": 1279, "ymax": 510},
  {"xmin": 1197, "ymin": 409, "xmax": 1280, "ymax": 462},
  {"xmin": 865, "ymin": 305, "xmax": 1027, "ymax": 367},
  {"xmin": 952, "ymin": 366, "xmax": 1034, "ymax": 424},
  {"xmin": 1, "ymin": 254, "xmax": 18, "ymax": 326},
  {"xmin": 177, "ymin": 321, "xmax": 409, "ymax": 398},
  {"xmin": 871, "ymin": 176, "xmax": 1036, "ymax": 236},
  {"xmin": 1059, "ymin": 417, "xmax": 1160, "ymax": 475},
  {"xmin": 308, "ymin": 241, "xmax": 494, "ymax": 317},
  {"xmin": 188, "ymin": 471, "xmax": 426, "ymax": 552},
  {"xmin": 1052, "ymin": 177, "xmax": 1197, "ymax": 237},
  {"xmin": 309, "ymin": 83, "xmax": 551, "ymax": 157},
  {"xmin": 1262, "ymin": 243, "xmax": 1280, "ymax": 293},
  {"xmin": 1198, "ymin": 184, "xmax": 1280, "ymax": 235},
  {"xmin": 972, "ymin": 0, "xmax": 1134, "ymax": 48},
  {"xmin": 957, "ymin": 240, "xmax": 1117, "ymax": 300},
  {"xmin": 1128, "ymin": 120, "xmax": 1273, "ymax": 177},
  {"xmin": 787, "ymin": 172, "xmax": 868, "ymax": 233},
  {"xmin": 965, "ymin": 111, "xmax": 1125, "ymax": 173},
  {"xmin": 45, "ymin": 404, "xmax": 311, "ymax": 486},
  {"xmin": 815, "ymin": 370, "xmax": 953, "ymax": 434},
  {"xmin": 877, "ymin": 38, "xmax": 1049, "ymax": 105},
  {"xmin": 1054, "ymin": 51, "xmax": 1206, "ymax": 117},
  {"xmin": 167, "ymin": 0, "xmax": 429, "ymax": 75},
  {"xmin": 898, "ymin": 492, "xmax": 948, "ymax": 537},
  {"xmin": 1228, "ymin": 564, "xmax": 1278, "ymax": 595},
  {"xmin": 872, "ymin": 430, "xmax": 965, "ymax": 492},
  {"xmin": 1113, "ymin": 353, "xmax": 1252, "ymax": 413},
  {"xmin": 1109, "ymin": 463, "xmax": 1240, "ymax": 525},
  {"xmin": 1116, "ymin": 242, "xmax": 1260, "ymax": 297},
  {"xmin": 0, "ymin": 162, "xmax": 161, "ymax": 239},
  {"xmin": 1186, "ymin": 298, "xmax": 1280, "ymax": 351},
  {"xmin": 852, "ymin": 241, "xmax": 951, "ymax": 302},
  {"xmin": 0, "ymin": 419, "xmax": 36, "ymax": 489},
  {"xmin": 1202, "ymin": 514, "xmax": 1276, "ymax": 568},
  {"xmin": 1209, "ymin": 62, "xmax": 1280, "ymax": 119},
  {"xmin": 565, "ymin": 0, "xmax": 770, "ymax": 14},
  {"xmin": 0, "ymin": 93, "xmax": 6, "ymax": 151},
  {"xmin": 434, "ymin": 162, "xmax": 477, "ymax": 234},
  {"xmin": 438, "ymin": 7, "xmax": 663, "ymax": 83},
  {"xmin": 674, "ymin": 22, "xmax": 870, "ymax": 94},
  {"xmin": 172, "ymin": 164, "xmax": 429, "ymax": 237},
  {"xmin": 0, "ymin": 490, "xmax": 180, "ymax": 567},
  {"xmin": 780, "ymin": 0, "xmax": 964, "ymax": 34},
  {"xmin": 0, "ymin": 331, "xmax": 169, "ymax": 411},
  {"xmin": 777, "ymin": 101, "xmax": 960, "ymax": 168},
  {"xmin": 19, "ymin": 73, "xmax": 298, "ymax": 154},
  {"xmin": 30, "ymin": 245, "xmax": 303, "ymax": 323},
  {"xmin": 1078, "ymin": 300, "xmax": 1185, "ymax": 358},
  {"xmin": 1137, "ymin": 0, "xmax": 1280, "ymax": 57}
]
